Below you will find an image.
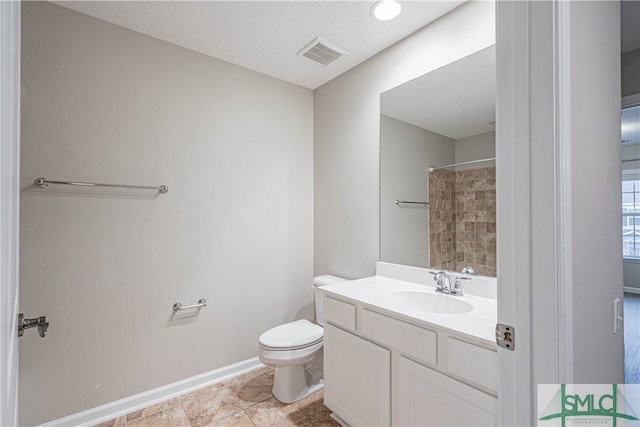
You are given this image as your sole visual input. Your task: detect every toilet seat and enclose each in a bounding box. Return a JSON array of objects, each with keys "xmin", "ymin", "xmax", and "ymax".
[{"xmin": 258, "ymin": 319, "xmax": 323, "ymax": 351}]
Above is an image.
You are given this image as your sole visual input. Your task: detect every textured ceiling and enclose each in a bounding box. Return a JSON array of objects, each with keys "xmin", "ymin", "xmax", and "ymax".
[
  {"xmin": 52, "ymin": 0, "xmax": 463, "ymax": 90},
  {"xmin": 381, "ymin": 45, "xmax": 495, "ymax": 140}
]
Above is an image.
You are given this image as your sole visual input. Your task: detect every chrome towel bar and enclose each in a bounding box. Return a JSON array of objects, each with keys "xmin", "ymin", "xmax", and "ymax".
[
  {"xmin": 173, "ymin": 299, "xmax": 207, "ymax": 312},
  {"xmin": 395, "ymin": 200, "xmax": 428, "ymax": 207},
  {"xmin": 35, "ymin": 177, "xmax": 168, "ymax": 194}
]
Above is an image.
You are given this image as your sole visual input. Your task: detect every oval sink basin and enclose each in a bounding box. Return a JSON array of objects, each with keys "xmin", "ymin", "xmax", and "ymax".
[{"xmin": 385, "ymin": 291, "xmax": 473, "ymax": 315}]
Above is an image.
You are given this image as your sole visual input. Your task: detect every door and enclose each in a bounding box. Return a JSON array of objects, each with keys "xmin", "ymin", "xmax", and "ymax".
[
  {"xmin": 0, "ymin": 2, "xmax": 21, "ymax": 425},
  {"xmin": 497, "ymin": 1, "xmax": 624, "ymax": 425}
]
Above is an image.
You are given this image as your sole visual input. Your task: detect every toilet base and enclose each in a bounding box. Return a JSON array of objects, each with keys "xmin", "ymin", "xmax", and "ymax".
[
  {"xmin": 273, "ymin": 375, "xmax": 323, "ymax": 404},
  {"xmin": 271, "ymin": 350, "xmax": 324, "ymax": 403}
]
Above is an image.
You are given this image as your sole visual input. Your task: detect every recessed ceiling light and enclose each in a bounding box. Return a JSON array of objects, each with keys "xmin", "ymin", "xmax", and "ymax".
[{"xmin": 371, "ymin": 0, "xmax": 402, "ymax": 21}]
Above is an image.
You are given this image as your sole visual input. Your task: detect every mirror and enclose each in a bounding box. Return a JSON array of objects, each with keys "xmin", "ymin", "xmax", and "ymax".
[{"xmin": 380, "ymin": 45, "xmax": 496, "ymax": 276}]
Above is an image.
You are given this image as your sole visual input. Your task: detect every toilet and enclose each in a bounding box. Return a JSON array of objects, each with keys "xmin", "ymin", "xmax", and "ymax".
[{"xmin": 258, "ymin": 274, "xmax": 347, "ymax": 404}]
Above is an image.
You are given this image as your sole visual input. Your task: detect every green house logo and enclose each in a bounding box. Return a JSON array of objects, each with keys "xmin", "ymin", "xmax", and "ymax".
[{"xmin": 539, "ymin": 384, "xmax": 639, "ymax": 426}]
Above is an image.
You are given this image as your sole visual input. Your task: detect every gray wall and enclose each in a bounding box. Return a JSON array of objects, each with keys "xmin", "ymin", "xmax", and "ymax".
[
  {"xmin": 454, "ymin": 131, "xmax": 495, "ymax": 171},
  {"xmin": 622, "ymin": 48, "xmax": 640, "ymax": 98},
  {"xmin": 380, "ymin": 115, "xmax": 454, "ymax": 268},
  {"xmin": 623, "ymin": 260, "xmax": 640, "ymax": 291},
  {"xmin": 622, "ymin": 144, "xmax": 640, "ymax": 171},
  {"xmin": 314, "ymin": 1, "xmax": 496, "ymax": 279},
  {"xmin": 20, "ymin": 3, "xmax": 313, "ymax": 425}
]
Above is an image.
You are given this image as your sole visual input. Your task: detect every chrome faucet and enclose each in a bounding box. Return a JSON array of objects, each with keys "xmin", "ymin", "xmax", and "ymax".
[
  {"xmin": 431, "ymin": 270, "xmax": 467, "ymax": 296},
  {"xmin": 433, "ymin": 271, "xmax": 451, "ymax": 293}
]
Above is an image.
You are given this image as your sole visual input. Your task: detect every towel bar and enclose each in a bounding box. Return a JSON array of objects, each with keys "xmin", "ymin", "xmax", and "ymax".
[{"xmin": 173, "ymin": 299, "xmax": 207, "ymax": 311}]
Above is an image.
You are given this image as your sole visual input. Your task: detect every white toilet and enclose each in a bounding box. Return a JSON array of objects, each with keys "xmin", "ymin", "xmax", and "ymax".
[{"xmin": 258, "ymin": 274, "xmax": 346, "ymax": 404}]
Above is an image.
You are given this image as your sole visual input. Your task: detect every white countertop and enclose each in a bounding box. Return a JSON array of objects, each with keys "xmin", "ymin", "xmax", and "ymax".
[{"xmin": 321, "ymin": 275, "xmax": 497, "ymax": 345}]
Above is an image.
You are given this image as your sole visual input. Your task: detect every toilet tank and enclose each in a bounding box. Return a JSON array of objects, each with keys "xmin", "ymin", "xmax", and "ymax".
[{"xmin": 312, "ymin": 275, "xmax": 347, "ymax": 326}]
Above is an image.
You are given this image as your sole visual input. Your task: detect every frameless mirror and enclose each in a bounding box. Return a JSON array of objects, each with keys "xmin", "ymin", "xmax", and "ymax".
[{"xmin": 380, "ymin": 45, "xmax": 496, "ymax": 276}]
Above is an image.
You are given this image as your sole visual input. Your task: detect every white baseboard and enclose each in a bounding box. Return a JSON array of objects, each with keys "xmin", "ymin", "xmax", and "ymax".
[
  {"xmin": 624, "ymin": 286, "xmax": 640, "ymax": 295},
  {"xmin": 39, "ymin": 357, "xmax": 264, "ymax": 427}
]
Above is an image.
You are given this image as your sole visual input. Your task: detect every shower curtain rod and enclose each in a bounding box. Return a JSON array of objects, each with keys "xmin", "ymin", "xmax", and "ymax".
[{"xmin": 428, "ymin": 157, "xmax": 496, "ymax": 173}]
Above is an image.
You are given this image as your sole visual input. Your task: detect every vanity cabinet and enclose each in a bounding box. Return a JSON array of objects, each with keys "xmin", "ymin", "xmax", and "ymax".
[
  {"xmin": 396, "ymin": 356, "xmax": 497, "ymax": 426},
  {"xmin": 323, "ymin": 323, "xmax": 391, "ymax": 426},
  {"xmin": 323, "ymin": 294, "xmax": 498, "ymax": 427}
]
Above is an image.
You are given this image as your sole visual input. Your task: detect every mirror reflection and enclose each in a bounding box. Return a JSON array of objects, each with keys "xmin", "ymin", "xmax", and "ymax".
[{"xmin": 380, "ymin": 45, "xmax": 496, "ymax": 276}]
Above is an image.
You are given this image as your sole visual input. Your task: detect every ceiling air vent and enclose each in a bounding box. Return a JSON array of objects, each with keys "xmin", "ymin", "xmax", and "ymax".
[{"xmin": 297, "ymin": 37, "xmax": 348, "ymax": 66}]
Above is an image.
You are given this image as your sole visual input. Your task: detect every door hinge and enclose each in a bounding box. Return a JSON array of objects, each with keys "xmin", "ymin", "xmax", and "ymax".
[{"xmin": 495, "ymin": 323, "xmax": 515, "ymax": 350}]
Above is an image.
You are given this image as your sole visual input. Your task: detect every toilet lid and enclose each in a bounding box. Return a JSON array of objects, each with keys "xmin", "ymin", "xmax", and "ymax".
[{"xmin": 259, "ymin": 319, "xmax": 323, "ymax": 350}]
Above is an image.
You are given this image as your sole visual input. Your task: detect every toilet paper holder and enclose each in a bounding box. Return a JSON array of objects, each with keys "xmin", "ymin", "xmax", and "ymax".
[{"xmin": 173, "ymin": 299, "xmax": 207, "ymax": 312}]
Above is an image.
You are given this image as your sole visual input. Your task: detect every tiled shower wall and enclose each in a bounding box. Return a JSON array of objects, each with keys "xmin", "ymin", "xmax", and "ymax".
[
  {"xmin": 429, "ymin": 167, "xmax": 496, "ymax": 276},
  {"xmin": 429, "ymin": 169, "xmax": 456, "ymax": 271}
]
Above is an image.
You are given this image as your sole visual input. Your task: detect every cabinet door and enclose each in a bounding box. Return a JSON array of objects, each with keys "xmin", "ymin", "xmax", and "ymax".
[
  {"xmin": 324, "ymin": 324, "xmax": 391, "ymax": 427},
  {"xmin": 396, "ymin": 356, "xmax": 497, "ymax": 426}
]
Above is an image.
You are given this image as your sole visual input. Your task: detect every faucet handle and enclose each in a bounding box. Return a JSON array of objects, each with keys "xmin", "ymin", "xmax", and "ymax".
[
  {"xmin": 452, "ymin": 277, "xmax": 465, "ymax": 296},
  {"xmin": 432, "ymin": 271, "xmax": 443, "ymax": 290},
  {"xmin": 461, "ymin": 266, "xmax": 475, "ymax": 275}
]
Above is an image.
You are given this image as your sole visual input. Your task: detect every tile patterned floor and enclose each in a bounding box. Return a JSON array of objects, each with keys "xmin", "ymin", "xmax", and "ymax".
[
  {"xmin": 94, "ymin": 367, "xmax": 340, "ymax": 427},
  {"xmin": 625, "ymin": 293, "xmax": 640, "ymax": 383}
]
